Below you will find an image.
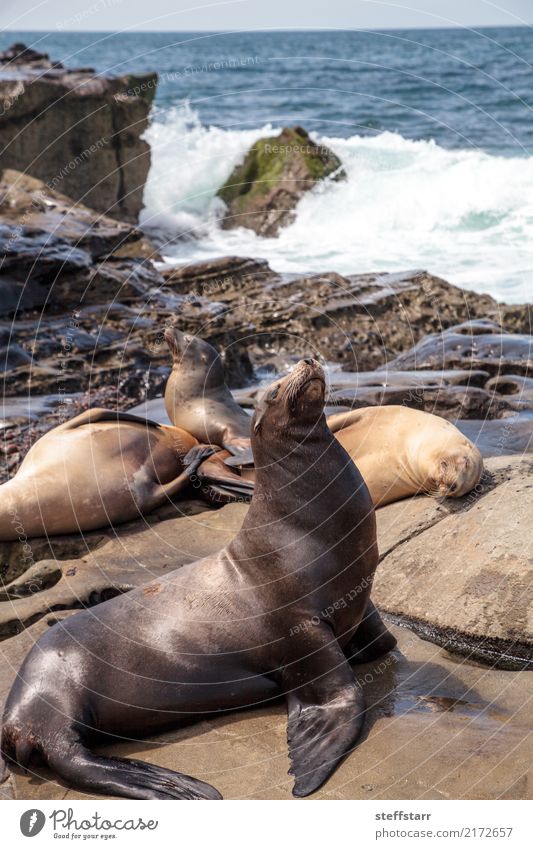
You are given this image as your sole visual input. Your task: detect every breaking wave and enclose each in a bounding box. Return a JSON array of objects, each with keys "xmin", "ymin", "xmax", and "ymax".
[{"xmin": 141, "ymin": 103, "xmax": 533, "ymax": 303}]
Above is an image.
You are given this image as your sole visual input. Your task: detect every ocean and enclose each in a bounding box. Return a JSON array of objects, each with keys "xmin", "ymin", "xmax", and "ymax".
[{"xmin": 2, "ymin": 28, "xmax": 533, "ymax": 302}]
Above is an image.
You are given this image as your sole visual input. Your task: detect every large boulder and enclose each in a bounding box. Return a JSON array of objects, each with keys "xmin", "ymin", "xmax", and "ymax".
[
  {"xmin": 373, "ymin": 455, "xmax": 533, "ymax": 669},
  {"xmin": 216, "ymin": 126, "xmax": 345, "ymax": 236},
  {"xmin": 0, "ymin": 43, "xmax": 157, "ymax": 221}
]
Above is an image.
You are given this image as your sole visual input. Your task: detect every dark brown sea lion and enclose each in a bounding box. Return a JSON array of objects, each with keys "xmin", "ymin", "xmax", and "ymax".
[
  {"xmin": 164, "ymin": 328, "xmax": 251, "ymax": 456},
  {"xmin": 1, "ymin": 359, "xmax": 393, "ymax": 799},
  {"xmin": 0, "ymin": 409, "xmax": 210, "ymax": 539}
]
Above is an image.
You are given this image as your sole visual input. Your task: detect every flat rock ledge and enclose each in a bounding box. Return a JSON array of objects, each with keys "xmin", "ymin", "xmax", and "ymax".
[
  {"xmin": 0, "ymin": 456, "xmax": 530, "ymax": 670},
  {"xmin": 374, "ymin": 454, "xmax": 533, "ymax": 670}
]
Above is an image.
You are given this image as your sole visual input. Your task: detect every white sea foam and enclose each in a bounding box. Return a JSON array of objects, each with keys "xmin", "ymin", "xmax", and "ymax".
[{"xmin": 141, "ymin": 104, "xmax": 533, "ymax": 303}]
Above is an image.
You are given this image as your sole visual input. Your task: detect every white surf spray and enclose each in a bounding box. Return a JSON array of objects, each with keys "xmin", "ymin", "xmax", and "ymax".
[{"xmin": 142, "ymin": 104, "xmax": 533, "ymax": 303}]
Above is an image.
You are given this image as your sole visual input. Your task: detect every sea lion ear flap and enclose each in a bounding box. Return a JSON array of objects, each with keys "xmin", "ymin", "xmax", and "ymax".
[{"xmin": 253, "ymin": 404, "xmax": 266, "ymax": 434}]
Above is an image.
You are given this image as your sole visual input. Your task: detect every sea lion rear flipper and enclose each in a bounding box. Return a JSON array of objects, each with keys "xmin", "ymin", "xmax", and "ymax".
[
  {"xmin": 44, "ymin": 737, "xmax": 222, "ymax": 800},
  {"xmin": 55, "ymin": 408, "xmax": 163, "ymax": 432},
  {"xmin": 343, "ymin": 600, "xmax": 397, "ymax": 664},
  {"xmin": 283, "ymin": 629, "xmax": 365, "ymax": 797},
  {"xmin": 154, "ymin": 445, "xmax": 215, "ymax": 501}
]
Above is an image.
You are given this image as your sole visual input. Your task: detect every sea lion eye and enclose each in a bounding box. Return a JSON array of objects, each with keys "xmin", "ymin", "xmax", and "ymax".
[{"xmin": 270, "ymin": 386, "xmax": 279, "ymax": 400}]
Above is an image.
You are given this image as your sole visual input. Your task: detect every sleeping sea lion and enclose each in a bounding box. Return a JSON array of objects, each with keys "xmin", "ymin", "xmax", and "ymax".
[
  {"xmin": 327, "ymin": 406, "xmax": 484, "ymax": 505},
  {"xmin": 1, "ymin": 358, "xmax": 393, "ymax": 799},
  {"xmin": 0, "ymin": 409, "xmax": 211, "ymax": 539}
]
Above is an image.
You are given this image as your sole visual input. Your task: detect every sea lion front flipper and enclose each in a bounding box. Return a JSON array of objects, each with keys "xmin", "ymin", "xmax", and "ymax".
[
  {"xmin": 283, "ymin": 629, "xmax": 365, "ymax": 797},
  {"xmin": 222, "ymin": 436, "xmax": 253, "ymax": 458},
  {"xmin": 222, "ymin": 447, "xmax": 254, "ymax": 467},
  {"xmin": 154, "ymin": 445, "xmax": 215, "ymax": 501},
  {"xmin": 343, "ymin": 600, "xmax": 397, "ymax": 664}
]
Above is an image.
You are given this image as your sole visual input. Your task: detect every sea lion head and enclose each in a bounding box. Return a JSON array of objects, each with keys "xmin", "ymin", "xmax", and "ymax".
[
  {"xmin": 252, "ymin": 358, "xmax": 326, "ymax": 449},
  {"xmin": 428, "ymin": 440, "xmax": 484, "ymax": 498},
  {"xmin": 164, "ymin": 328, "xmax": 224, "ymax": 389}
]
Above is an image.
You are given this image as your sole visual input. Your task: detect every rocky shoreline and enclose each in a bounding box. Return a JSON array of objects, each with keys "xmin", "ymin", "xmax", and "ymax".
[{"xmin": 0, "ymin": 40, "xmax": 532, "ymax": 802}]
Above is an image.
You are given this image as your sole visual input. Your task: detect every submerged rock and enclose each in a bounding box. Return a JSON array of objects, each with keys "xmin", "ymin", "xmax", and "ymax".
[{"xmin": 216, "ymin": 126, "xmax": 345, "ymax": 236}]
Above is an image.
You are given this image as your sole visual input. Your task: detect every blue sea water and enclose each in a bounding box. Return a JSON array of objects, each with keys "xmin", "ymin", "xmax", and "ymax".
[{"xmin": 2, "ymin": 28, "xmax": 533, "ymax": 301}]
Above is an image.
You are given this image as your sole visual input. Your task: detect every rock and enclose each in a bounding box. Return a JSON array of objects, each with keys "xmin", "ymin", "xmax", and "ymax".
[
  {"xmin": 160, "ymin": 255, "xmax": 273, "ymax": 295},
  {"xmin": 329, "ymin": 383, "xmax": 512, "ymax": 420},
  {"xmin": 457, "ymin": 415, "xmax": 533, "ymax": 458},
  {"xmin": 0, "ymin": 501, "xmax": 245, "ymax": 639},
  {"xmin": 0, "ymin": 169, "xmax": 158, "ymax": 260},
  {"xmin": 373, "ymin": 455, "xmax": 533, "ymax": 669},
  {"xmin": 216, "ymin": 126, "xmax": 345, "ymax": 236},
  {"xmin": 384, "ymin": 323, "xmax": 533, "ymax": 377},
  {"xmin": 180, "ymin": 263, "xmax": 529, "ymax": 375},
  {"xmin": 0, "ymin": 44, "xmax": 157, "ymax": 221},
  {"xmin": 485, "ymin": 374, "xmax": 533, "ymax": 408}
]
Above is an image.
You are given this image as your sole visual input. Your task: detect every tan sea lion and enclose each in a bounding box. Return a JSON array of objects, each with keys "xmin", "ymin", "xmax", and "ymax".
[
  {"xmin": 0, "ymin": 409, "xmax": 212, "ymax": 539},
  {"xmin": 327, "ymin": 406, "xmax": 484, "ymax": 505},
  {"xmin": 161, "ymin": 332, "xmax": 483, "ymax": 506},
  {"xmin": 164, "ymin": 328, "xmax": 251, "ymax": 456},
  {"xmin": 1, "ymin": 359, "xmax": 392, "ymax": 799},
  {"xmin": 211, "ymin": 405, "xmax": 484, "ymax": 507}
]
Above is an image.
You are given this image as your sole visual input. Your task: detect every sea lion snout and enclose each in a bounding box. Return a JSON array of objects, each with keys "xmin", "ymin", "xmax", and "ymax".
[
  {"xmin": 253, "ymin": 359, "xmax": 326, "ymax": 437},
  {"xmin": 164, "ymin": 327, "xmax": 194, "ymax": 358}
]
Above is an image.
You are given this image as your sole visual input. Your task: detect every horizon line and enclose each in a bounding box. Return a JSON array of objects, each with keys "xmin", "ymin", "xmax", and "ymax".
[{"xmin": 1, "ymin": 24, "xmax": 531, "ymax": 34}]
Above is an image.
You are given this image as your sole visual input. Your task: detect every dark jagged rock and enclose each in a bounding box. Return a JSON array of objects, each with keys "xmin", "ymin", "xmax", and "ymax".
[
  {"xmin": 457, "ymin": 415, "xmax": 533, "ymax": 457},
  {"xmin": 0, "ymin": 170, "xmax": 159, "ymax": 260},
  {"xmin": 216, "ymin": 126, "xmax": 345, "ymax": 236},
  {"xmin": 0, "ymin": 43, "xmax": 58, "ymax": 69},
  {"xmin": 329, "ymin": 384, "xmax": 512, "ymax": 420},
  {"xmin": 385, "ymin": 325, "xmax": 533, "ymax": 377},
  {"xmin": 485, "ymin": 374, "xmax": 533, "ymax": 408},
  {"xmin": 0, "ymin": 44, "xmax": 157, "ymax": 221},
  {"xmin": 160, "ymin": 255, "xmax": 273, "ymax": 295}
]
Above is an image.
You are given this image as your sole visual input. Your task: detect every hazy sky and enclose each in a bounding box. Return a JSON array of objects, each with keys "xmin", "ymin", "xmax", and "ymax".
[{"xmin": 1, "ymin": 0, "xmax": 532, "ymax": 32}]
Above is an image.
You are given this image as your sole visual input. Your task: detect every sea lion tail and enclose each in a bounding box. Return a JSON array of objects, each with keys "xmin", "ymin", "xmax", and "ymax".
[{"xmin": 45, "ymin": 741, "xmax": 223, "ymax": 801}]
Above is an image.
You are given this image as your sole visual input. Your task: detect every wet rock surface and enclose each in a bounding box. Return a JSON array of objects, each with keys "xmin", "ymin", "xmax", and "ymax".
[
  {"xmin": 0, "ymin": 44, "xmax": 156, "ymax": 221},
  {"xmin": 0, "ymin": 454, "xmax": 531, "ymax": 667},
  {"xmin": 1, "ymin": 620, "xmax": 530, "ymax": 800}
]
